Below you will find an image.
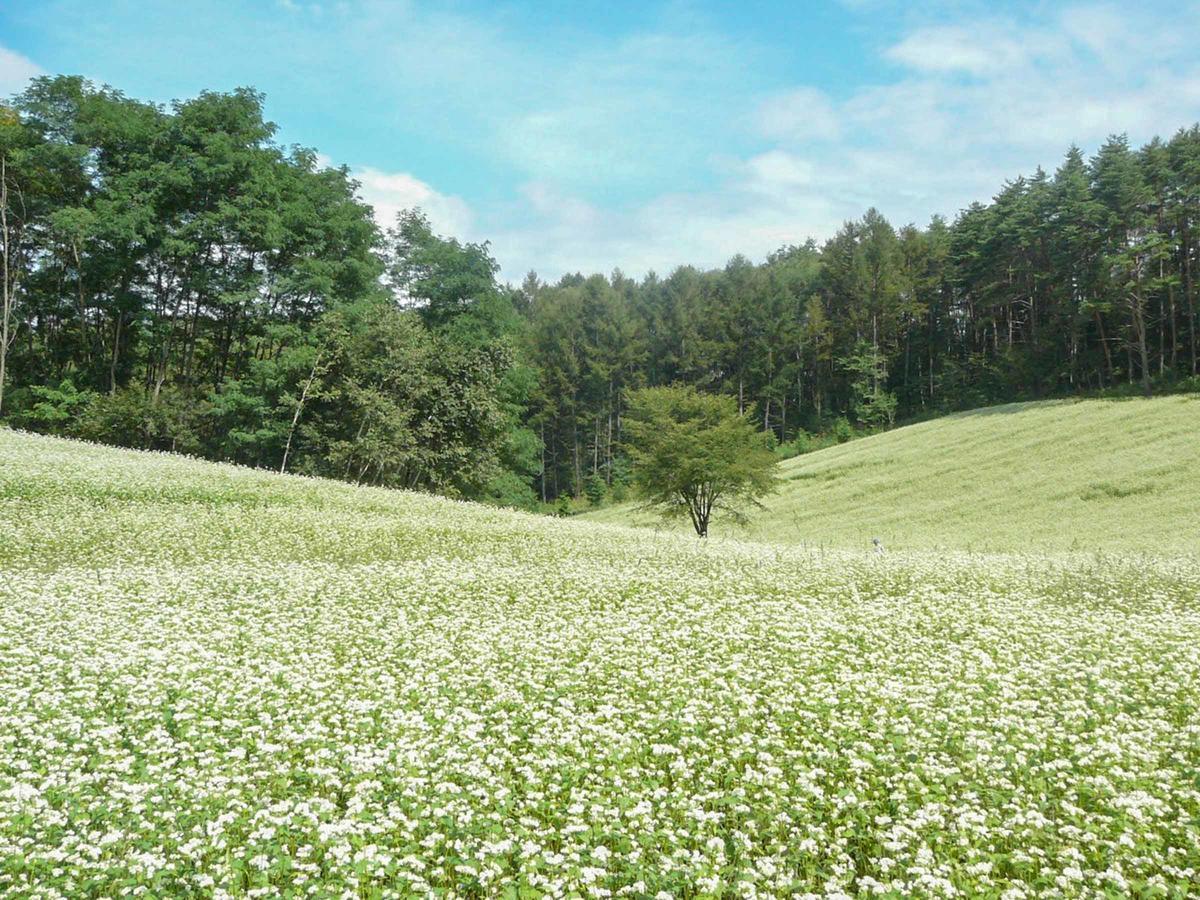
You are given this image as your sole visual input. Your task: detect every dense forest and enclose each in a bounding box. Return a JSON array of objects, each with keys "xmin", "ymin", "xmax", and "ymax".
[{"xmin": 2, "ymin": 76, "xmax": 1199, "ymax": 507}]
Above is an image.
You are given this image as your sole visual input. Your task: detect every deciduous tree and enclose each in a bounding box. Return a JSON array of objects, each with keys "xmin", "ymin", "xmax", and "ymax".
[{"xmin": 624, "ymin": 385, "xmax": 779, "ymax": 537}]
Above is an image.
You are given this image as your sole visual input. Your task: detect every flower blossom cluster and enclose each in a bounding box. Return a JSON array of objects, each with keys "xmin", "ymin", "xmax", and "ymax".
[{"xmin": 1, "ymin": 430, "xmax": 1198, "ymax": 897}]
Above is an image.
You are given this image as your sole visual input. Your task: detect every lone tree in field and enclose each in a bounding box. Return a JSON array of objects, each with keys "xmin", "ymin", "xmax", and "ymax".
[{"xmin": 624, "ymin": 385, "xmax": 780, "ymax": 538}]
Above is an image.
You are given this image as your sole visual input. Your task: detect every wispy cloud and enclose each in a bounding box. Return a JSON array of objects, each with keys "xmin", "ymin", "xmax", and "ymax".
[
  {"xmin": 7, "ymin": 1, "xmax": 1200, "ymax": 283},
  {"xmin": 755, "ymin": 87, "xmax": 843, "ymax": 143},
  {"xmin": 883, "ymin": 24, "xmax": 1033, "ymax": 76},
  {"xmin": 471, "ymin": 2, "xmax": 1200, "ymax": 281},
  {"xmin": 351, "ymin": 165, "xmax": 474, "ymax": 240},
  {"xmin": 0, "ymin": 44, "xmax": 42, "ymax": 97}
]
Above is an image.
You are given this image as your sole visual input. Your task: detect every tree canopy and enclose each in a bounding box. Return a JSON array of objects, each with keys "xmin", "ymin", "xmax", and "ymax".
[
  {"xmin": 3, "ymin": 74, "xmax": 1200, "ymax": 513},
  {"xmin": 623, "ymin": 385, "xmax": 780, "ymax": 537},
  {"xmin": 0, "ymin": 76, "xmax": 533, "ymax": 505}
]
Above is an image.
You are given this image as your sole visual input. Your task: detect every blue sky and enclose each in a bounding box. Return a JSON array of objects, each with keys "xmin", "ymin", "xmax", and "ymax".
[{"xmin": 2, "ymin": 1, "xmax": 1199, "ymax": 281}]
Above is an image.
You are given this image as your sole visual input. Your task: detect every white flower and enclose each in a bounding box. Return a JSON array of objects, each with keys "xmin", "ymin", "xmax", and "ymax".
[{"xmin": 1, "ymin": 428, "xmax": 1197, "ymax": 897}]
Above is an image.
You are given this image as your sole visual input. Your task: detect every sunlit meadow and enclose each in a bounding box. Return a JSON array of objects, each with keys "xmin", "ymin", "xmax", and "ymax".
[
  {"xmin": 585, "ymin": 396, "xmax": 1200, "ymax": 555},
  {"xmin": 2, "ymin": 428, "xmax": 1199, "ymax": 898}
]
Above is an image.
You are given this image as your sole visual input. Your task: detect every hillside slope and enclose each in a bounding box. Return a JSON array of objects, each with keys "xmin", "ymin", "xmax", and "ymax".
[
  {"xmin": 585, "ymin": 395, "xmax": 1200, "ymax": 554},
  {"xmin": 2, "ymin": 428, "xmax": 1199, "ymax": 895}
]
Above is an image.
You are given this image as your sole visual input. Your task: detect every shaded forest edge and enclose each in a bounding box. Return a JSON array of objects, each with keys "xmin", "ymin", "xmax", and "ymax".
[{"xmin": 2, "ymin": 75, "xmax": 1198, "ymax": 511}]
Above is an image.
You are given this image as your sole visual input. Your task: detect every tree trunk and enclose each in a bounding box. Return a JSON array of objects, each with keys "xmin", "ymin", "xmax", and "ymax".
[
  {"xmin": 903, "ymin": 329, "xmax": 911, "ymax": 398},
  {"xmin": 1130, "ymin": 292, "xmax": 1152, "ymax": 397},
  {"xmin": 605, "ymin": 408, "xmax": 613, "ymax": 484},
  {"xmin": 154, "ymin": 289, "xmax": 187, "ymax": 402},
  {"xmin": 109, "ymin": 311, "xmax": 123, "ymax": 394},
  {"xmin": 572, "ymin": 428, "xmax": 581, "ymax": 498},
  {"xmin": 71, "ymin": 238, "xmax": 92, "ymax": 368},
  {"xmin": 1158, "ymin": 276, "xmax": 1166, "ymax": 377},
  {"xmin": 1169, "ymin": 281, "xmax": 1178, "ymax": 372},
  {"xmin": 871, "ymin": 314, "xmax": 879, "ymax": 392},
  {"xmin": 1094, "ymin": 309, "xmax": 1113, "ymax": 383},
  {"xmin": 1184, "ymin": 226, "xmax": 1197, "ymax": 375},
  {"xmin": 280, "ymin": 347, "xmax": 323, "ymax": 474},
  {"xmin": 0, "ymin": 156, "xmax": 15, "ymax": 418}
]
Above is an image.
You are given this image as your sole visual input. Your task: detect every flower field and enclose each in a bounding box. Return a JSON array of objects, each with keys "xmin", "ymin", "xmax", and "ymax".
[{"xmin": 2, "ymin": 429, "xmax": 1199, "ymax": 898}]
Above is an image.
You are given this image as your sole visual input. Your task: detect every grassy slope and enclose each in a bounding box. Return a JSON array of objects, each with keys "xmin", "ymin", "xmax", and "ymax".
[
  {"xmin": 585, "ymin": 395, "xmax": 1200, "ymax": 554},
  {"xmin": 2, "ymin": 428, "xmax": 1199, "ymax": 895}
]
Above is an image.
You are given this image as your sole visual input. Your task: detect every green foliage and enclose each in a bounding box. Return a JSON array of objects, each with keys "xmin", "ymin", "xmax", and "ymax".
[
  {"xmin": 833, "ymin": 416, "xmax": 854, "ymax": 444},
  {"xmin": 777, "ymin": 424, "xmax": 880, "ymax": 458},
  {"xmin": 381, "ymin": 212, "xmax": 538, "ymax": 500},
  {"xmin": 74, "ymin": 386, "xmax": 204, "ymax": 453},
  {"xmin": 584, "ymin": 471, "xmax": 607, "ymax": 507},
  {"xmin": 387, "ymin": 209, "xmax": 503, "ymax": 331},
  {"xmin": 0, "ymin": 77, "xmax": 542, "ymax": 506},
  {"xmin": 204, "ymin": 366, "xmax": 291, "ymax": 468},
  {"xmin": 624, "ymin": 385, "xmax": 780, "ymax": 537},
  {"xmin": 934, "ymin": 354, "xmax": 1009, "ymax": 412},
  {"xmin": 11, "ymin": 379, "xmax": 94, "ymax": 433},
  {"xmin": 480, "ymin": 470, "xmax": 540, "ymax": 511},
  {"xmin": 485, "ymin": 422, "xmax": 542, "ymax": 511},
  {"xmin": 294, "ymin": 299, "xmax": 513, "ymax": 496},
  {"xmin": 842, "ymin": 340, "xmax": 898, "ymax": 428},
  {"xmin": 775, "ymin": 431, "xmax": 812, "ymax": 459},
  {"xmin": 5, "ymin": 72, "xmax": 1200, "ymax": 515},
  {"xmin": 608, "ymin": 456, "xmax": 632, "ymax": 502},
  {"xmin": 589, "ymin": 395, "xmax": 1200, "ymax": 554}
]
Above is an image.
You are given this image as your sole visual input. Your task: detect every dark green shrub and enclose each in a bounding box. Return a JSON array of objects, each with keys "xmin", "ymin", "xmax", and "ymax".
[
  {"xmin": 75, "ymin": 386, "xmax": 204, "ymax": 453},
  {"xmin": 776, "ymin": 431, "xmax": 813, "ymax": 459},
  {"xmin": 482, "ymin": 471, "xmax": 540, "ymax": 511},
  {"xmin": 584, "ymin": 472, "xmax": 607, "ymax": 506},
  {"xmin": 833, "ymin": 416, "xmax": 854, "ymax": 444},
  {"xmin": 12, "ymin": 380, "xmax": 95, "ymax": 434}
]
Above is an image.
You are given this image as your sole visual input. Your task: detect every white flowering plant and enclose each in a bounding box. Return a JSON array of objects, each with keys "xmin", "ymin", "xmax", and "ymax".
[{"xmin": 1, "ymin": 429, "xmax": 1198, "ymax": 898}]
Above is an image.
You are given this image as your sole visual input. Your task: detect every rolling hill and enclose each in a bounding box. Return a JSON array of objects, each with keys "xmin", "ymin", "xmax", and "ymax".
[
  {"xmin": 584, "ymin": 395, "xmax": 1200, "ymax": 554},
  {"xmin": 1, "ymin": 427, "xmax": 1199, "ymax": 895}
]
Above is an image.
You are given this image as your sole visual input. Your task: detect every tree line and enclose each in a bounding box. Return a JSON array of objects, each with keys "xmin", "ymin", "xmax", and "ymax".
[
  {"xmin": 2, "ymin": 76, "xmax": 1199, "ymax": 508},
  {"xmin": 521, "ymin": 135, "xmax": 1200, "ymax": 503},
  {"xmin": 0, "ymin": 76, "xmax": 539, "ymax": 506}
]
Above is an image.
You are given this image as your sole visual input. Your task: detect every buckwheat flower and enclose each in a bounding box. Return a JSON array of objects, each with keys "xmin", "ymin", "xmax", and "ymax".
[
  {"xmin": 3, "ymin": 430, "xmax": 1199, "ymax": 898},
  {"xmin": 5, "ymin": 783, "xmax": 39, "ymax": 803}
]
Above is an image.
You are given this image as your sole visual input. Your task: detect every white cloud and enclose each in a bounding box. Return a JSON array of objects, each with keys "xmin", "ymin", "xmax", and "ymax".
[
  {"xmin": 0, "ymin": 45, "xmax": 43, "ymax": 98},
  {"xmin": 884, "ymin": 24, "xmax": 1032, "ymax": 76},
  {"xmin": 484, "ymin": 167, "xmax": 844, "ymax": 282},
  {"xmin": 329, "ymin": 157, "xmax": 474, "ymax": 241},
  {"xmin": 353, "ymin": 166, "xmax": 473, "ymax": 238},
  {"xmin": 520, "ymin": 181, "xmax": 600, "ymax": 230},
  {"xmin": 745, "ymin": 151, "xmax": 817, "ymax": 191},
  {"xmin": 755, "ymin": 87, "xmax": 842, "ymax": 142},
  {"xmin": 479, "ymin": 3, "xmax": 1200, "ymax": 283}
]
